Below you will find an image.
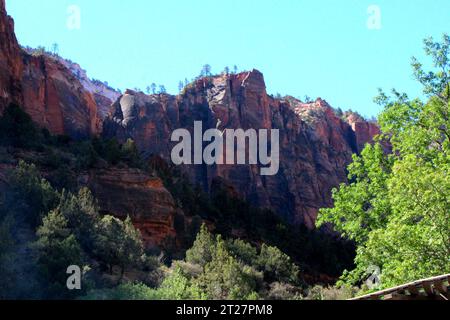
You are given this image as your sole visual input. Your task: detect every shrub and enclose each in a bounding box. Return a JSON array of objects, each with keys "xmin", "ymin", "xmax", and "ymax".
[
  {"xmin": 305, "ymin": 285, "xmax": 358, "ymax": 300},
  {"xmin": 6, "ymin": 161, "xmax": 60, "ymax": 227},
  {"xmin": 94, "ymin": 216, "xmax": 145, "ymax": 276},
  {"xmin": 0, "ymin": 104, "xmax": 42, "ymax": 148},
  {"xmin": 36, "ymin": 210, "xmax": 84, "ymax": 299},
  {"xmin": 257, "ymin": 244, "xmax": 300, "ymax": 285},
  {"xmin": 82, "ymin": 282, "xmax": 158, "ymax": 300}
]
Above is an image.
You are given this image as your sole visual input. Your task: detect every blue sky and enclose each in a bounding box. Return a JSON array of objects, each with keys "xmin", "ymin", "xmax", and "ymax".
[{"xmin": 6, "ymin": 0, "xmax": 450, "ymax": 117}]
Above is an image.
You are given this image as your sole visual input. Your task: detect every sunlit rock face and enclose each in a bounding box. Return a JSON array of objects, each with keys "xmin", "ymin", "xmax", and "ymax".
[
  {"xmin": 104, "ymin": 71, "xmax": 379, "ymax": 228},
  {"xmin": 0, "ymin": 0, "xmax": 101, "ymax": 139}
]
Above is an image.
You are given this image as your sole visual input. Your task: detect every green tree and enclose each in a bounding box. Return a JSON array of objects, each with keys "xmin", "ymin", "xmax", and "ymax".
[
  {"xmin": 121, "ymin": 138, "xmax": 142, "ymax": 167},
  {"xmin": 257, "ymin": 244, "xmax": 300, "ymax": 285},
  {"xmin": 159, "ymin": 85, "xmax": 167, "ymax": 94},
  {"xmin": 94, "ymin": 215, "xmax": 144, "ymax": 277},
  {"xmin": 6, "ymin": 161, "xmax": 60, "ymax": 227},
  {"xmin": 36, "ymin": 210, "xmax": 84, "ymax": 299},
  {"xmin": 200, "ymin": 64, "xmax": 212, "ymax": 77},
  {"xmin": 54, "ymin": 188, "xmax": 99, "ymax": 253},
  {"xmin": 317, "ymin": 34, "xmax": 450, "ymax": 290},
  {"xmin": 0, "ymin": 104, "xmax": 42, "ymax": 148},
  {"xmin": 185, "ymin": 224, "xmax": 215, "ymax": 268},
  {"xmin": 196, "ymin": 237, "xmax": 261, "ymax": 300},
  {"xmin": 51, "ymin": 43, "xmax": 59, "ymax": 56},
  {"xmin": 226, "ymin": 238, "xmax": 258, "ymax": 267},
  {"xmin": 159, "ymin": 266, "xmax": 205, "ymax": 300},
  {"xmin": 150, "ymin": 83, "xmax": 157, "ymax": 94},
  {"xmin": 317, "ymin": 144, "xmax": 393, "ymax": 245}
]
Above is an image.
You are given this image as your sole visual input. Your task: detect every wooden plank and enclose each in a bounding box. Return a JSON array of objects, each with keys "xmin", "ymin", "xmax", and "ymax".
[
  {"xmin": 422, "ymin": 281, "xmax": 434, "ymax": 296},
  {"xmin": 407, "ymin": 285, "xmax": 420, "ymax": 296},
  {"xmin": 351, "ymin": 274, "xmax": 450, "ymax": 300},
  {"xmin": 384, "ymin": 293, "xmax": 432, "ymax": 301},
  {"xmin": 433, "ymin": 279, "xmax": 448, "ymax": 294}
]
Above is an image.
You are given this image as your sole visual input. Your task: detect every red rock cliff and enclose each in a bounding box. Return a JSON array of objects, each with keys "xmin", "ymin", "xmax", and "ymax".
[
  {"xmin": 1, "ymin": 0, "xmax": 380, "ymax": 230},
  {"xmin": 103, "ymin": 71, "xmax": 380, "ymax": 228},
  {"xmin": 0, "ymin": 0, "xmax": 99, "ymax": 138},
  {"xmin": 84, "ymin": 167, "xmax": 179, "ymax": 248}
]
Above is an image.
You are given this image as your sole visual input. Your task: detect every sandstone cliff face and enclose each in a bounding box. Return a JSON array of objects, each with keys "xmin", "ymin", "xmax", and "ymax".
[
  {"xmin": 84, "ymin": 167, "xmax": 178, "ymax": 248},
  {"xmin": 346, "ymin": 113, "xmax": 380, "ymax": 152},
  {"xmin": 103, "ymin": 71, "xmax": 379, "ymax": 228},
  {"xmin": 0, "ymin": 0, "xmax": 22, "ymax": 109},
  {"xmin": 0, "ymin": 0, "xmax": 100, "ymax": 139},
  {"xmin": 55, "ymin": 58, "xmax": 120, "ymax": 121},
  {"xmin": 1, "ymin": 0, "xmax": 379, "ymax": 232},
  {"xmin": 19, "ymin": 55, "xmax": 100, "ymax": 138}
]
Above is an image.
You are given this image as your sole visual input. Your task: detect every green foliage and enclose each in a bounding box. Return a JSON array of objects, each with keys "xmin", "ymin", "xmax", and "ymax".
[
  {"xmin": 411, "ymin": 34, "xmax": 450, "ymax": 101},
  {"xmin": 52, "ymin": 188, "xmax": 99, "ymax": 252},
  {"xmin": 94, "ymin": 215, "xmax": 145, "ymax": 276},
  {"xmin": 165, "ymin": 225, "xmax": 301, "ymax": 300},
  {"xmin": 36, "ymin": 211, "xmax": 84, "ymax": 299},
  {"xmin": 82, "ymin": 282, "xmax": 159, "ymax": 300},
  {"xmin": 0, "ymin": 104, "xmax": 43, "ymax": 148},
  {"xmin": 305, "ymin": 285, "xmax": 358, "ymax": 300},
  {"xmin": 258, "ymin": 244, "xmax": 300, "ymax": 285},
  {"xmin": 121, "ymin": 139, "xmax": 142, "ymax": 167},
  {"xmin": 92, "ymin": 137, "xmax": 143, "ymax": 167},
  {"xmin": 0, "ymin": 160, "xmax": 149, "ymax": 299},
  {"xmin": 317, "ymin": 34, "xmax": 450, "ymax": 290},
  {"xmin": 185, "ymin": 224, "xmax": 214, "ymax": 267},
  {"xmin": 197, "ymin": 237, "xmax": 262, "ymax": 300},
  {"xmin": 317, "ymin": 143, "xmax": 393, "ymax": 244},
  {"xmin": 153, "ymin": 158, "xmax": 355, "ymax": 277},
  {"xmin": 6, "ymin": 161, "xmax": 60, "ymax": 227},
  {"xmin": 158, "ymin": 266, "xmax": 206, "ymax": 300},
  {"xmin": 225, "ymin": 238, "xmax": 258, "ymax": 267}
]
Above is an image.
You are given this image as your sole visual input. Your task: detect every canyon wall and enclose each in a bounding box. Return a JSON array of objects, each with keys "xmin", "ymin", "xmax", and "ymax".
[
  {"xmin": 103, "ymin": 71, "xmax": 380, "ymax": 227},
  {"xmin": 1, "ymin": 0, "xmax": 379, "ymax": 239},
  {"xmin": 0, "ymin": 0, "xmax": 100, "ymax": 139}
]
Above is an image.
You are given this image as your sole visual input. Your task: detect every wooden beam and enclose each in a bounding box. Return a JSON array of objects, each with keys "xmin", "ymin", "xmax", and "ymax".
[
  {"xmin": 433, "ymin": 279, "xmax": 448, "ymax": 295},
  {"xmin": 351, "ymin": 274, "xmax": 450, "ymax": 301},
  {"xmin": 407, "ymin": 285, "xmax": 419, "ymax": 296},
  {"xmin": 422, "ymin": 281, "xmax": 434, "ymax": 296}
]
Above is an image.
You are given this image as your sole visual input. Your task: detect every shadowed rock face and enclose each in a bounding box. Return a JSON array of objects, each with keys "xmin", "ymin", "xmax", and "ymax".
[
  {"xmin": 0, "ymin": 0, "xmax": 99, "ymax": 139},
  {"xmin": 103, "ymin": 71, "xmax": 379, "ymax": 228},
  {"xmin": 0, "ymin": 0, "xmax": 22, "ymax": 108}
]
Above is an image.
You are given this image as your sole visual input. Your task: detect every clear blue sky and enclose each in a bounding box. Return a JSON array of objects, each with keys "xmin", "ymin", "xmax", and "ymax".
[{"xmin": 6, "ymin": 0, "xmax": 450, "ymax": 117}]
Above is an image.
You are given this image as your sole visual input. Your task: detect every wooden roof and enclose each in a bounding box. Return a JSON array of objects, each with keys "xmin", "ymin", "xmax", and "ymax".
[{"xmin": 351, "ymin": 274, "xmax": 450, "ymax": 300}]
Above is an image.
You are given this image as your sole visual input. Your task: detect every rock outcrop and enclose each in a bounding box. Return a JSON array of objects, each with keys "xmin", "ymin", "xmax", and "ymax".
[
  {"xmin": 0, "ymin": 0, "xmax": 22, "ymax": 109},
  {"xmin": 0, "ymin": 0, "xmax": 101, "ymax": 139},
  {"xmin": 84, "ymin": 167, "xmax": 178, "ymax": 248},
  {"xmin": 104, "ymin": 71, "xmax": 379, "ymax": 228},
  {"xmin": 346, "ymin": 113, "xmax": 380, "ymax": 152},
  {"xmin": 55, "ymin": 58, "xmax": 120, "ymax": 121}
]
